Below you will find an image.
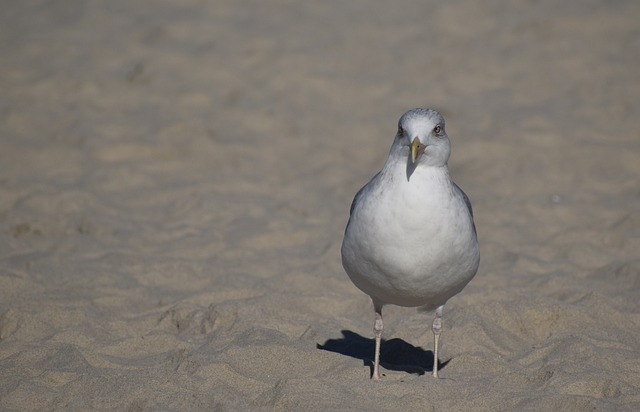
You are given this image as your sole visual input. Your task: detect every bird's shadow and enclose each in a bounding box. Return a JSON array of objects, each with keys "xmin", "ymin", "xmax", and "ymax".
[{"xmin": 317, "ymin": 330, "xmax": 449, "ymax": 378}]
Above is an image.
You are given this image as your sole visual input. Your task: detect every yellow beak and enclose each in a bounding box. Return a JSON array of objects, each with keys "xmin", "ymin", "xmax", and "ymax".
[{"xmin": 410, "ymin": 137, "xmax": 426, "ymax": 163}]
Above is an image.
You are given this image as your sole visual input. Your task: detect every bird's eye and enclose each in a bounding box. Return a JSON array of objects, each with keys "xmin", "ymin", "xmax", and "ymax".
[
  {"xmin": 397, "ymin": 126, "xmax": 404, "ymax": 135},
  {"xmin": 434, "ymin": 125, "xmax": 442, "ymax": 135}
]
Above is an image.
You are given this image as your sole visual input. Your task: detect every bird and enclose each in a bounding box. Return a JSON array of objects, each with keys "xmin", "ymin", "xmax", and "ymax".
[{"xmin": 341, "ymin": 108, "xmax": 479, "ymax": 380}]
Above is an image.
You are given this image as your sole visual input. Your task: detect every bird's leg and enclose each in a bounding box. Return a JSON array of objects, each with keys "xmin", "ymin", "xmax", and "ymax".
[
  {"xmin": 372, "ymin": 301, "xmax": 384, "ymax": 380},
  {"xmin": 432, "ymin": 305, "xmax": 444, "ymax": 378}
]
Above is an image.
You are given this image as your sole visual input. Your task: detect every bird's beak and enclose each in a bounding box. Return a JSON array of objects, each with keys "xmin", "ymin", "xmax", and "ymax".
[{"xmin": 410, "ymin": 137, "xmax": 426, "ymax": 163}]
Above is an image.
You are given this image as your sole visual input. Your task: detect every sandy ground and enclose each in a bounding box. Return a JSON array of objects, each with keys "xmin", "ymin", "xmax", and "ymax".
[{"xmin": 1, "ymin": 0, "xmax": 640, "ymax": 410}]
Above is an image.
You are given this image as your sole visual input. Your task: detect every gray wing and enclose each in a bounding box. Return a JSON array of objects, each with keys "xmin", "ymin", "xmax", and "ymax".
[
  {"xmin": 453, "ymin": 182, "xmax": 474, "ymax": 218},
  {"xmin": 453, "ymin": 182, "xmax": 477, "ymax": 235},
  {"xmin": 349, "ymin": 171, "xmax": 380, "ymax": 216}
]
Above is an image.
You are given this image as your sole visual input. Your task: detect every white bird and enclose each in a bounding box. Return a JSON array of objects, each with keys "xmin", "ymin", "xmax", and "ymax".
[{"xmin": 341, "ymin": 108, "xmax": 479, "ymax": 380}]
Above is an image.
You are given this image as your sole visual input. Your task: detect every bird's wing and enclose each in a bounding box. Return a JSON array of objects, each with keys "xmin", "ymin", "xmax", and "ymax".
[
  {"xmin": 349, "ymin": 171, "xmax": 380, "ymax": 216},
  {"xmin": 453, "ymin": 182, "xmax": 477, "ymax": 236},
  {"xmin": 453, "ymin": 182, "xmax": 473, "ymax": 218}
]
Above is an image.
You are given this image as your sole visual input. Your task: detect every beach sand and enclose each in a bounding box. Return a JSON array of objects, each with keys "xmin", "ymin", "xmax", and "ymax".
[{"xmin": 1, "ymin": 1, "xmax": 639, "ymax": 410}]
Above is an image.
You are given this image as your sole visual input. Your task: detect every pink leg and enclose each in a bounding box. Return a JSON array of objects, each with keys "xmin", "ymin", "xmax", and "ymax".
[
  {"xmin": 372, "ymin": 301, "xmax": 384, "ymax": 380},
  {"xmin": 432, "ymin": 305, "xmax": 444, "ymax": 378}
]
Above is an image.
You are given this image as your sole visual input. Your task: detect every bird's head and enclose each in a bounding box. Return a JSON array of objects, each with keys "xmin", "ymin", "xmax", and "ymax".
[{"xmin": 394, "ymin": 108, "xmax": 451, "ymax": 170}]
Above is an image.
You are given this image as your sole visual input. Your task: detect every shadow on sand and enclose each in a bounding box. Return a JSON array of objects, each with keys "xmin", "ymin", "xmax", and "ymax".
[{"xmin": 317, "ymin": 330, "xmax": 449, "ymax": 378}]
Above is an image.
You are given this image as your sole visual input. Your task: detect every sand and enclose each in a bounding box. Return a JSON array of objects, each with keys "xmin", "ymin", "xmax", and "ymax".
[{"xmin": 1, "ymin": 0, "xmax": 639, "ymax": 410}]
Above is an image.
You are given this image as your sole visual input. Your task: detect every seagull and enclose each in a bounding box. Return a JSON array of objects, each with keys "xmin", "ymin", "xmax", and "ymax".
[{"xmin": 341, "ymin": 108, "xmax": 479, "ymax": 380}]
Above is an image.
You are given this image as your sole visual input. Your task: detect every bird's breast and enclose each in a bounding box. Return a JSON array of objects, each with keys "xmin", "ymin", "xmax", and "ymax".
[{"xmin": 342, "ymin": 167, "xmax": 479, "ymax": 307}]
